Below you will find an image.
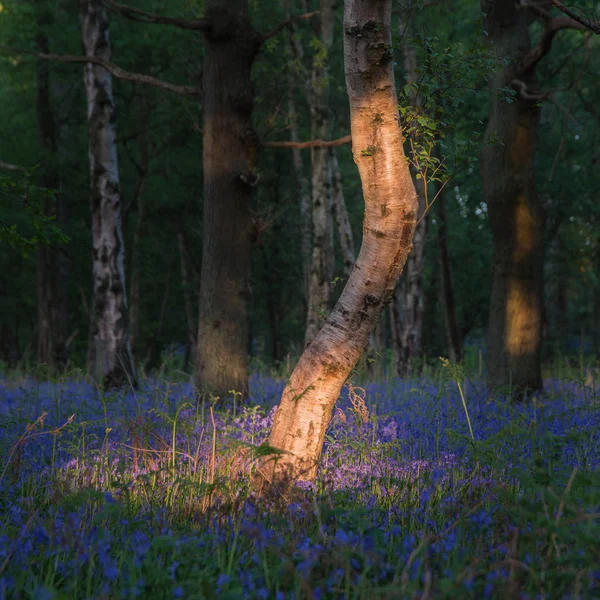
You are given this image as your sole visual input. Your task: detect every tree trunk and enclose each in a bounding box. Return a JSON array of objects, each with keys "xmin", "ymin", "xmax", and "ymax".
[
  {"xmin": 481, "ymin": 0, "xmax": 544, "ymax": 395},
  {"xmin": 177, "ymin": 231, "xmax": 197, "ymax": 368},
  {"xmin": 195, "ymin": 1, "xmax": 259, "ymax": 400},
  {"xmin": 262, "ymin": 0, "xmax": 418, "ymax": 484},
  {"xmin": 437, "ymin": 189, "xmax": 462, "ymax": 363},
  {"xmin": 330, "ymin": 147, "xmax": 355, "ymax": 279},
  {"xmin": 127, "ymin": 98, "xmax": 150, "ymax": 357},
  {"xmin": 304, "ymin": 0, "xmax": 336, "ymax": 346},
  {"xmin": 35, "ymin": 6, "xmax": 67, "ymax": 370},
  {"xmin": 80, "ymin": 0, "xmax": 136, "ymax": 388},
  {"xmin": 389, "ymin": 16, "xmax": 429, "ymax": 377},
  {"xmin": 285, "ymin": 26, "xmax": 312, "ymax": 300}
]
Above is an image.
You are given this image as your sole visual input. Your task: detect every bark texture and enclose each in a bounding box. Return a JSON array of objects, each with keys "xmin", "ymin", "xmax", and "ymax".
[
  {"xmin": 481, "ymin": 0, "xmax": 544, "ymax": 394},
  {"xmin": 195, "ymin": 1, "xmax": 259, "ymax": 399},
  {"xmin": 35, "ymin": 6, "xmax": 68, "ymax": 370},
  {"xmin": 263, "ymin": 0, "xmax": 418, "ymax": 484},
  {"xmin": 80, "ymin": 0, "xmax": 136, "ymax": 388}
]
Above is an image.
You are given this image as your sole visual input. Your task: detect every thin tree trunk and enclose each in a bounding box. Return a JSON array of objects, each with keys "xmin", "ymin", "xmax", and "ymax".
[
  {"xmin": 177, "ymin": 231, "xmax": 197, "ymax": 368},
  {"xmin": 389, "ymin": 15, "xmax": 429, "ymax": 377},
  {"xmin": 127, "ymin": 177, "xmax": 145, "ymax": 355},
  {"xmin": 437, "ymin": 188, "xmax": 462, "ymax": 363},
  {"xmin": 285, "ymin": 25, "xmax": 312, "ymax": 299},
  {"xmin": 80, "ymin": 0, "xmax": 136, "ymax": 388},
  {"xmin": 262, "ymin": 0, "xmax": 418, "ymax": 484},
  {"xmin": 144, "ymin": 257, "xmax": 175, "ymax": 371},
  {"xmin": 196, "ymin": 1, "xmax": 259, "ymax": 399},
  {"xmin": 481, "ymin": 0, "xmax": 544, "ymax": 395},
  {"xmin": 555, "ymin": 238, "xmax": 569, "ymax": 349},
  {"xmin": 330, "ymin": 147, "xmax": 355, "ymax": 279},
  {"xmin": 304, "ymin": 0, "xmax": 336, "ymax": 346},
  {"xmin": 35, "ymin": 5, "xmax": 67, "ymax": 370}
]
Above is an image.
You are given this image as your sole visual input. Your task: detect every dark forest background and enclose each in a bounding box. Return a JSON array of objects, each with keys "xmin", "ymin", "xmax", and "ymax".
[{"xmin": 1, "ymin": 0, "xmax": 598, "ymax": 380}]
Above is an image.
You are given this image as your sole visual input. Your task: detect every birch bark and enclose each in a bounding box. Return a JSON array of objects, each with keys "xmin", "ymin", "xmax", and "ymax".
[
  {"xmin": 262, "ymin": 0, "xmax": 417, "ymax": 484},
  {"xmin": 80, "ymin": 0, "xmax": 136, "ymax": 388}
]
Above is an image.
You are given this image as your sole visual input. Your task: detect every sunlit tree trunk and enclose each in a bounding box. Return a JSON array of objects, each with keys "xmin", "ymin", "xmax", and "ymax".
[
  {"xmin": 262, "ymin": 0, "xmax": 418, "ymax": 484},
  {"xmin": 390, "ymin": 16, "xmax": 428, "ymax": 377},
  {"xmin": 481, "ymin": 0, "xmax": 544, "ymax": 394},
  {"xmin": 35, "ymin": 5, "xmax": 67, "ymax": 370},
  {"xmin": 304, "ymin": 0, "xmax": 336, "ymax": 346},
  {"xmin": 437, "ymin": 188, "xmax": 462, "ymax": 364},
  {"xmin": 195, "ymin": 1, "xmax": 259, "ymax": 399},
  {"xmin": 80, "ymin": 0, "xmax": 136, "ymax": 388}
]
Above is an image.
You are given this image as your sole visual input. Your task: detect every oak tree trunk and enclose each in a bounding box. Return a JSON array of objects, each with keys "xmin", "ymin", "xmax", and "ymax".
[
  {"xmin": 304, "ymin": 0, "xmax": 336, "ymax": 346},
  {"xmin": 195, "ymin": 1, "xmax": 259, "ymax": 399},
  {"xmin": 481, "ymin": 0, "xmax": 544, "ymax": 395},
  {"xmin": 80, "ymin": 0, "xmax": 136, "ymax": 388},
  {"xmin": 263, "ymin": 0, "xmax": 418, "ymax": 484}
]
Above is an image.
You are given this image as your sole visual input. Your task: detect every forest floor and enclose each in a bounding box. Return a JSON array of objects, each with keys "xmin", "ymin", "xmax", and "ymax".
[{"xmin": 0, "ymin": 369, "xmax": 599, "ymax": 599}]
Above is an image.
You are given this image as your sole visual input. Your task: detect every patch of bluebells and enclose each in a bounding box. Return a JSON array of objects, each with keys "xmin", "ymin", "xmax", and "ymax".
[{"xmin": 0, "ymin": 374, "xmax": 599, "ymax": 598}]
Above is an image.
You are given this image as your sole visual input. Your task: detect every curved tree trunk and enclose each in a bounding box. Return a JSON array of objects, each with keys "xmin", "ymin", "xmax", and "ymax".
[
  {"xmin": 262, "ymin": 0, "xmax": 418, "ymax": 484},
  {"xmin": 481, "ymin": 0, "xmax": 544, "ymax": 395},
  {"xmin": 80, "ymin": 0, "xmax": 136, "ymax": 388},
  {"xmin": 195, "ymin": 1, "xmax": 259, "ymax": 400},
  {"xmin": 304, "ymin": 0, "xmax": 336, "ymax": 346}
]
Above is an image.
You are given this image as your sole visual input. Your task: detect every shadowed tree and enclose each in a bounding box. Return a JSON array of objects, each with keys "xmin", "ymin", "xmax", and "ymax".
[
  {"xmin": 35, "ymin": 2, "xmax": 68, "ymax": 370},
  {"xmin": 195, "ymin": 0, "xmax": 260, "ymax": 400},
  {"xmin": 481, "ymin": 0, "xmax": 590, "ymax": 395},
  {"xmin": 304, "ymin": 0, "xmax": 336, "ymax": 346},
  {"xmin": 390, "ymin": 12, "xmax": 429, "ymax": 377},
  {"xmin": 261, "ymin": 0, "xmax": 418, "ymax": 485}
]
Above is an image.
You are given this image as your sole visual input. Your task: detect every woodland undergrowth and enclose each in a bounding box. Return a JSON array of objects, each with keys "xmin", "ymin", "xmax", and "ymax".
[{"xmin": 0, "ymin": 359, "xmax": 599, "ymax": 599}]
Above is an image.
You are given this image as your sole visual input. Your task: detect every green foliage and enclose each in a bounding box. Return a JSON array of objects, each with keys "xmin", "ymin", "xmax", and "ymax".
[{"xmin": 0, "ymin": 172, "xmax": 69, "ymax": 256}]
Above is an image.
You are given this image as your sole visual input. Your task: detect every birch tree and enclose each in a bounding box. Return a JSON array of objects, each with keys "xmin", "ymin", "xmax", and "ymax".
[
  {"xmin": 262, "ymin": 0, "xmax": 418, "ymax": 484},
  {"xmin": 80, "ymin": 0, "xmax": 136, "ymax": 387}
]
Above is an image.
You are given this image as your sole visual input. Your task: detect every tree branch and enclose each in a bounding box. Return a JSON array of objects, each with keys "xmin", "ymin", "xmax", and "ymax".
[
  {"xmin": 0, "ymin": 46, "xmax": 201, "ymax": 98},
  {"xmin": 263, "ymin": 135, "xmax": 351, "ymax": 149},
  {"xmin": 0, "ymin": 160, "xmax": 27, "ymax": 171},
  {"xmin": 550, "ymin": 0, "xmax": 600, "ymax": 34},
  {"xmin": 518, "ymin": 16, "xmax": 588, "ymax": 74},
  {"xmin": 261, "ymin": 11, "xmax": 320, "ymax": 42},
  {"xmin": 107, "ymin": 0, "xmax": 212, "ymax": 31}
]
